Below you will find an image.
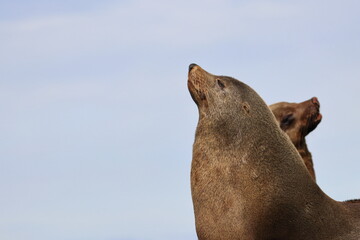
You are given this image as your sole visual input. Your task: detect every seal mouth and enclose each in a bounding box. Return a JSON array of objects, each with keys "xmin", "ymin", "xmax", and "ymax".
[
  {"xmin": 307, "ymin": 97, "xmax": 322, "ymax": 132},
  {"xmin": 316, "ymin": 113, "xmax": 322, "ymax": 122},
  {"xmin": 308, "ymin": 112, "xmax": 321, "ymax": 130},
  {"xmin": 311, "ymin": 97, "xmax": 321, "ymax": 120},
  {"xmin": 188, "ymin": 79, "xmax": 206, "ymax": 105}
]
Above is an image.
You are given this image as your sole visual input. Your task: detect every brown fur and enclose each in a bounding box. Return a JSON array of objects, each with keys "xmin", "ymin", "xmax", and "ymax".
[
  {"xmin": 188, "ymin": 64, "xmax": 360, "ymax": 240},
  {"xmin": 269, "ymin": 99, "xmax": 322, "ymax": 181}
]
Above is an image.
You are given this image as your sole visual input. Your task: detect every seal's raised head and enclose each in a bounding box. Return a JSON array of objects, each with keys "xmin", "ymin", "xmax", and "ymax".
[
  {"xmin": 188, "ymin": 63, "xmax": 257, "ymax": 116},
  {"xmin": 270, "ymin": 98, "xmax": 322, "ymax": 141},
  {"xmin": 188, "ymin": 64, "xmax": 276, "ymax": 143}
]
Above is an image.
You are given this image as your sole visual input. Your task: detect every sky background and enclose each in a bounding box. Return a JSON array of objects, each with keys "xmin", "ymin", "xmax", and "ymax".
[{"xmin": 0, "ymin": 0, "xmax": 359, "ymax": 240}]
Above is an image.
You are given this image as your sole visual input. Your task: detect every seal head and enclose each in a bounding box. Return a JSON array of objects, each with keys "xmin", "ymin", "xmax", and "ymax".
[{"xmin": 270, "ymin": 98, "xmax": 322, "ymax": 141}]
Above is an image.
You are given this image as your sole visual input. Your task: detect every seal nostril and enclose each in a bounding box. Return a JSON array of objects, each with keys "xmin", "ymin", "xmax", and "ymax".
[
  {"xmin": 189, "ymin": 63, "xmax": 198, "ymax": 72},
  {"xmin": 311, "ymin": 97, "xmax": 320, "ymax": 107}
]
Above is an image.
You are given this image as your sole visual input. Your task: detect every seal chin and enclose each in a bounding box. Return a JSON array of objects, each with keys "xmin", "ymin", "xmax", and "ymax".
[
  {"xmin": 307, "ymin": 112, "xmax": 322, "ymax": 133},
  {"xmin": 315, "ymin": 113, "xmax": 322, "ymax": 123},
  {"xmin": 187, "ymin": 80, "xmax": 200, "ymax": 105}
]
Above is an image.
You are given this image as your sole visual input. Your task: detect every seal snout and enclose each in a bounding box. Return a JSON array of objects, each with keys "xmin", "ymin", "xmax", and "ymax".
[
  {"xmin": 187, "ymin": 64, "xmax": 210, "ymax": 109},
  {"xmin": 311, "ymin": 97, "xmax": 320, "ymax": 108},
  {"xmin": 189, "ymin": 63, "xmax": 198, "ymax": 72},
  {"xmin": 310, "ymin": 97, "xmax": 322, "ymax": 122},
  {"xmin": 307, "ymin": 97, "xmax": 322, "ymax": 129}
]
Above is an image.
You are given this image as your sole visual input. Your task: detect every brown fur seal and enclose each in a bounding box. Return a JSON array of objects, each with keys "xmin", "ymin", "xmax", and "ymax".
[
  {"xmin": 270, "ymin": 98, "xmax": 322, "ymax": 181},
  {"xmin": 188, "ymin": 64, "xmax": 360, "ymax": 240}
]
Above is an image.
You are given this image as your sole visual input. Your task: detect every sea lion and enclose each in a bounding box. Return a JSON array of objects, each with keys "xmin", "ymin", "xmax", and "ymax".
[
  {"xmin": 270, "ymin": 98, "xmax": 322, "ymax": 181},
  {"xmin": 188, "ymin": 64, "xmax": 360, "ymax": 240}
]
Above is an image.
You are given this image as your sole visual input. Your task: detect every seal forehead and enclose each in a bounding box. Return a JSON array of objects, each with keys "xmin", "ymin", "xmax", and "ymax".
[{"xmin": 270, "ymin": 102, "xmax": 292, "ymax": 110}]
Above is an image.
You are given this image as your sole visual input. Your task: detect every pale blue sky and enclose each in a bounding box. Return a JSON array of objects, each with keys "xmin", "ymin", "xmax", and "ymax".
[{"xmin": 0, "ymin": 1, "xmax": 359, "ymax": 240}]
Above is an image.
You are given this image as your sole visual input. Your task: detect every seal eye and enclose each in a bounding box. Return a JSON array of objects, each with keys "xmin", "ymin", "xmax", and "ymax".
[
  {"xmin": 217, "ymin": 79, "xmax": 225, "ymax": 90},
  {"xmin": 281, "ymin": 114, "xmax": 294, "ymax": 128}
]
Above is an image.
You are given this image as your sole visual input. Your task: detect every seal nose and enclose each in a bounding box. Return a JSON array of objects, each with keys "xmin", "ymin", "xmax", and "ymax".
[
  {"xmin": 311, "ymin": 97, "xmax": 320, "ymax": 107},
  {"xmin": 189, "ymin": 63, "xmax": 198, "ymax": 72}
]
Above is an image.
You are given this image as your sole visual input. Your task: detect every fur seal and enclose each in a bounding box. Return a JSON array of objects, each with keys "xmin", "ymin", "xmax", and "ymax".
[
  {"xmin": 270, "ymin": 98, "xmax": 322, "ymax": 181},
  {"xmin": 188, "ymin": 64, "xmax": 360, "ymax": 240}
]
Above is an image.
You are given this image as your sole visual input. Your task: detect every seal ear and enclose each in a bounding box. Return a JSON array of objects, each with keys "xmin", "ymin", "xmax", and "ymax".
[
  {"xmin": 242, "ymin": 102, "xmax": 250, "ymax": 114},
  {"xmin": 217, "ymin": 79, "xmax": 225, "ymax": 90}
]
